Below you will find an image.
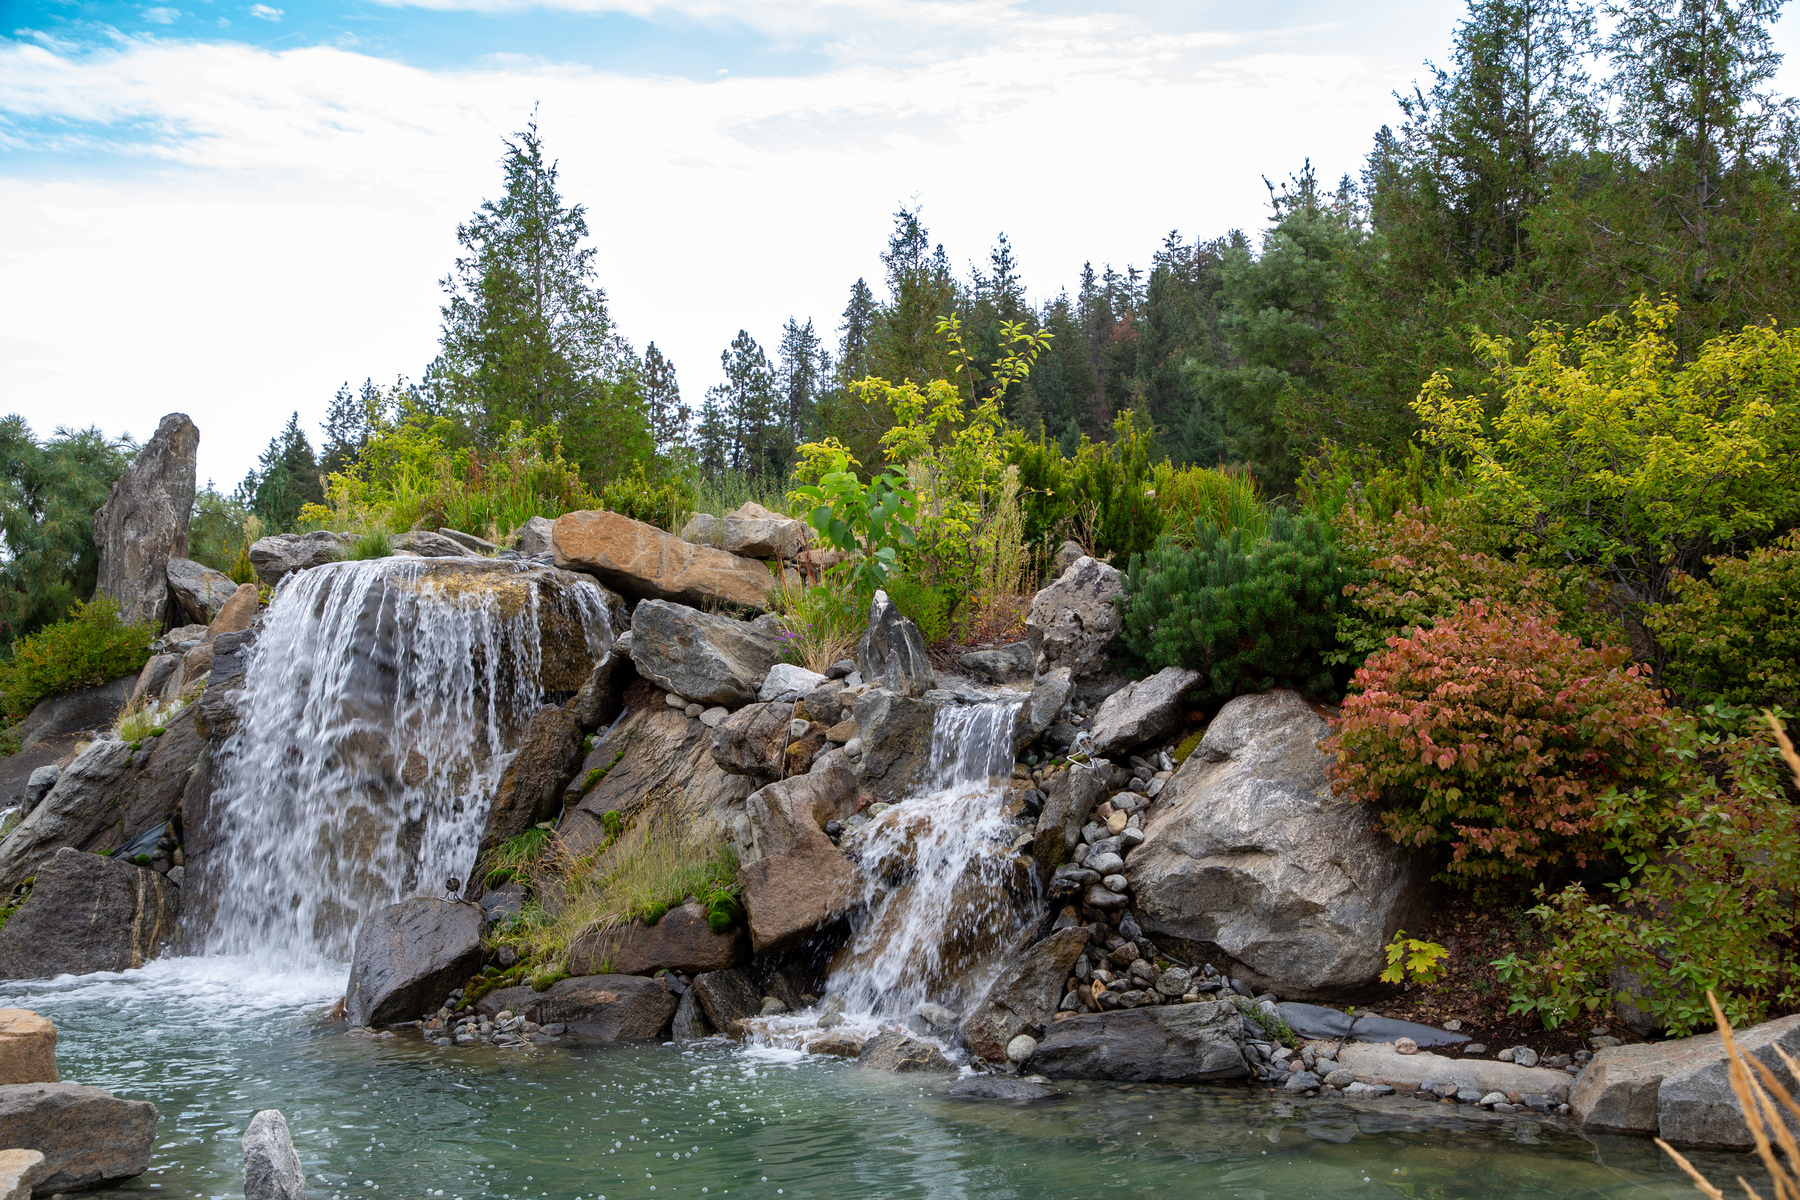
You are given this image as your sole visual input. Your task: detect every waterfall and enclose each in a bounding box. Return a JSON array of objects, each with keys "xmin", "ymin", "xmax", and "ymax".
[
  {"xmin": 824, "ymin": 698, "xmax": 1035, "ymax": 1018},
  {"xmin": 201, "ymin": 557, "xmax": 612, "ymax": 965}
]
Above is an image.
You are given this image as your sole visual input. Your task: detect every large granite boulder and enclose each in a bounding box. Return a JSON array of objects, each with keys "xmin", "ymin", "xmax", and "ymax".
[
  {"xmin": 1087, "ymin": 667, "xmax": 1201, "ymax": 756},
  {"xmin": 0, "ymin": 848, "xmax": 179, "ymax": 981},
  {"xmin": 389, "ymin": 530, "xmax": 469, "ymax": 558},
  {"xmin": 849, "ymin": 688, "xmax": 940, "ymax": 802},
  {"xmin": 0, "ymin": 1083, "xmax": 157, "ymax": 1194},
  {"xmin": 735, "ymin": 763, "xmax": 861, "ymax": 953},
  {"xmin": 513, "ymin": 516, "xmax": 554, "ymax": 555},
  {"xmin": 208, "ymin": 582, "xmax": 260, "ymax": 638},
  {"xmin": 709, "ymin": 701, "xmax": 793, "ymax": 783},
  {"xmin": 1029, "ymin": 1001, "xmax": 1251, "ymax": 1083},
  {"xmin": 629, "ymin": 600, "xmax": 782, "ymax": 708},
  {"xmin": 1128, "ymin": 690, "xmax": 1425, "ymax": 998},
  {"xmin": 241, "ymin": 1109, "xmax": 304, "ymax": 1200},
  {"xmin": 344, "ymin": 898, "xmax": 484, "ymax": 1027},
  {"xmin": 736, "ymin": 761, "xmax": 858, "ymax": 864},
  {"xmin": 165, "ymin": 558, "xmax": 238, "ymax": 626},
  {"xmin": 527, "ymin": 975, "xmax": 677, "ymax": 1041},
  {"xmin": 680, "ymin": 506, "xmax": 809, "ymax": 560},
  {"xmin": 0, "ymin": 1012, "xmax": 57, "ymax": 1086},
  {"xmin": 1025, "ymin": 556, "xmax": 1121, "ymax": 678},
  {"xmin": 13, "ymin": 677, "xmax": 135, "ymax": 755},
  {"xmin": 478, "ymin": 706, "xmax": 581, "ymax": 855},
  {"xmin": 0, "ymin": 1149, "xmax": 43, "ymax": 1200},
  {"xmin": 568, "ymin": 900, "xmax": 747, "ymax": 977},
  {"xmin": 553, "ymin": 510, "xmax": 776, "ymax": 611},
  {"xmin": 93, "ymin": 412, "xmax": 199, "ymax": 628},
  {"xmin": 960, "ymin": 926, "xmax": 1090, "ymax": 1061},
  {"xmin": 248, "ymin": 531, "xmax": 351, "ymax": 587},
  {"xmin": 857, "ymin": 591, "xmax": 933, "ymax": 698}
]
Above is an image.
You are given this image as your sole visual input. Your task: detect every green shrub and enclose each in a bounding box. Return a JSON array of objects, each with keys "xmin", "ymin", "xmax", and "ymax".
[
  {"xmin": 346, "ymin": 528, "xmax": 390, "ymax": 561},
  {"xmin": 1117, "ymin": 507, "xmax": 1341, "ymax": 699},
  {"xmin": 601, "ymin": 462, "xmax": 696, "ymax": 533},
  {"xmin": 1646, "ymin": 531, "xmax": 1800, "ymax": 710},
  {"xmin": 0, "ymin": 598, "xmax": 154, "ymax": 721},
  {"xmin": 1326, "ymin": 601, "xmax": 1675, "ymax": 883},
  {"xmin": 883, "ymin": 577, "xmax": 952, "ymax": 644}
]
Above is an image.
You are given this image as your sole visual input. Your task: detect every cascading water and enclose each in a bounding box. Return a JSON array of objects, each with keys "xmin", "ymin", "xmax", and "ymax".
[
  {"xmin": 201, "ymin": 557, "xmax": 612, "ymax": 965},
  {"xmin": 823, "ymin": 698, "xmax": 1036, "ymax": 1019}
]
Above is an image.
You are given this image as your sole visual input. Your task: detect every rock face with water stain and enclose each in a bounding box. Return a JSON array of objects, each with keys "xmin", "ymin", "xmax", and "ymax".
[
  {"xmin": 848, "ymin": 689, "xmax": 940, "ymax": 802},
  {"xmin": 527, "ymin": 975, "xmax": 678, "ymax": 1041},
  {"xmin": 1028, "ymin": 1001, "xmax": 1251, "ymax": 1083},
  {"xmin": 0, "ymin": 1082, "xmax": 157, "ymax": 1194},
  {"xmin": 0, "ymin": 849, "xmax": 179, "ymax": 981},
  {"xmin": 93, "ymin": 412, "xmax": 199, "ymax": 628},
  {"xmin": 344, "ymin": 898, "xmax": 485, "ymax": 1027},
  {"xmin": 553, "ymin": 509, "xmax": 777, "ymax": 611}
]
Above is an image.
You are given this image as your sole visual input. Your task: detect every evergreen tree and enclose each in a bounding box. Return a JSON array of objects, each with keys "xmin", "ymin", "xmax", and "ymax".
[
  {"xmin": 694, "ymin": 390, "xmax": 731, "ymax": 478},
  {"xmin": 321, "ymin": 378, "xmax": 393, "ymax": 475},
  {"xmin": 641, "ymin": 343, "xmax": 690, "ymax": 458},
  {"xmin": 704, "ymin": 331, "xmax": 783, "ymax": 478},
  {"xmin": 427, "ymin": 118, "xmax": 652, "ymax": 485},
  {"xmin": 776, "ymin": 318, "xmax": 826, "ymax": 443},
  {"xmin": 870, "ymin": 206, "xmax": 957, "ymax": 385},
  {"xmin": 243, "ymin": 413, "xmax": 325, "ymax": 533},
  {"xmin": 837, "ymin": 278, "xmax": 877, "ymax": 381}
]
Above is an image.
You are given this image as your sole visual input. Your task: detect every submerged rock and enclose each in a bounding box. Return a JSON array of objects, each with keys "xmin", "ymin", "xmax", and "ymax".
[
  {"xmin": 0, "ymin": 1082, "xmax": 157, "ymax": 1194},
  {"xmin": 858, "ymin": 1031, "xmax": 953, "ymax": 1072},
  {"xmin": 1029, "ymin": 1001, "xmax": 1251, "ymax": 1083},
  {"xmin": 630, "ymin": 600, "xmax": 783, "ymax": 708},
  {"xmin": 241, "ymin": 1109, "xmax": 304, "ymax": 1200},
  {"xmin": 1025, "ymin": 556, "xmax": 1121, "ymax": 678},
  {"xmin": 0, "ymin": 848, "xmax": 180, "ymax": 981},
  {"xmin": 553, "ymin": 509, "xmax": 776, "ymax": 611},
  {"xmin": 947, "ymin": 1076, "xmax": 1054, "ymax": 1101},
  {"xmin": 344, "ymin": 898, "xmax": 485, "ymax": 1027},
  {"xmin": 94, "ymin": 412, "xmax": 199, "ymax": 627}
]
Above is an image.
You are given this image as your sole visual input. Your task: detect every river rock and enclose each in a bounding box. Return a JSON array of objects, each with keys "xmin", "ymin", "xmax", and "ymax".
[
  {"xmin": 629, "ymin": 600, "xmax": 782, "ymax": 708},
  {"xmin": 553, "ymin": 509, "xmax": 776, "ymax": 611},
  {"xmin": 961, "ymin": 927, "xmax": 1091, "ymax": 1061},
  {"xmin": 1025, "ymin": 556, "xmax": 1121, "ymax": 678},
  {"xmin": 760, "ymin": 664, "xmax": 828, "ymax": 703},
  {"xmin": 0, "ymin": 848, "xmax": 179, "ymax": 981},
  {"xmin": 1129, "ymin": 690, "xmax": 1425, "ymax": 998},
  {"xmin": 0, "ymin": 1013, "xmax": 56, "ymax": 1086},
  {"xmin": 947, "ymin": 1076, "xmax": 1053, "ymax": 1101},
  {"xmin": 0, "ymin": 1149, "xmax": 43, "ymax": 1200},
  {"xmin": 344, "ymin": 898, "xmax": 485, "ymax": 1027},
  {"xmin": 848, "ymin": 688, "xmax": 939, "ymax": 802},
  {"xmin": 690, "ymin": 968, "xmax": 762, "ymax": 1034},
  {"xmin": 0, "ymin": 1082, "xmax": 157, "ymax": 1193},
  {"xmin": 166, "ymin": 558, "xmax": 238, "ymax": 625},
  {"xmin": 241, "ymin": 1109, "xmax": 304, "ymax": 1200},
  {"xmin": 1031, "ymin": 763, "xmax": 1103, "ymax": 872},
  {"xmin": 527, "ymin": 975, "xmax": 678, "ymax": 1041},
  {"xmin": 857, "ymin": 591, "xmax": 934, "ymax": 698},
  {"xmin": 248, "ymin": 531, "xmax": 353, "ymax": 587},
  {"xmin": 568, "ymin": 900, "xmax": 748, "ymax": 976},
  {"xmin": 1087, "ymin": 667, "xmax": 1202, "ymax": 756},
  {"xmin": 13, "ymin": 676, "xmax": 135, "ymax": 755},
  {"xmin": 93, "ymin": 412, "xmax": 199, "ymax": 628},
  {"xmin": 710, "ymin": 701, "xmax": 793, "ymax": 783},
  {"xmin": 858, "ymin": 1031, "xmax": 953, "ymax": 1072},
  {"xmin": 680, "ymin": 509, "xmax": 810, "ymax": 560},
  {"xmin": 478, "ymin": 705, "xmax": 582, "ymax": 855},
  {"xmin": 1030, "ymin": 1001, "xmax": 1251, "ymax": 1083},
  {"xmin": 958, "ymin": 643, "xmax": 1035, "ymax": 685}
]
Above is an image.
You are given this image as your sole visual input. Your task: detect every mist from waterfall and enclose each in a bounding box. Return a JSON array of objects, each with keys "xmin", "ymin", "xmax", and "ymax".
[
  {"xmin": 825, "ymin": 698, "xmax": 1034, "ymax": 1018},
  {"xmin": 200, "ymin": 557, "xmax": 612, "ymax": 965}
]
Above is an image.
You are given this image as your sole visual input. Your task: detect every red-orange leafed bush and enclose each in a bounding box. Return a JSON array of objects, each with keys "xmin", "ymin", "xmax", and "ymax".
[{"xmin": 1325, "ymin": 600, "xmax": 1675, "ymax": 882}]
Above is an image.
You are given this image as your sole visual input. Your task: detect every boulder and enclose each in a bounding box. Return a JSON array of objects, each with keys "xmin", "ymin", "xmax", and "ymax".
[
  {"xmin": 1022, "ymin": 667, "xmax": 1072, "ymax": 743},
  {"xmin": 568, "ymin": 900, "xmax": 748, "ymax": 976},
  {"xmin": 19, "ymin": 770, "xmax": 58, "ymax": 819},
  {"xmin": 436, "ymin": 528, "xmax": 497, "ymax": 554},
  {"xmin": 192, "ymin": 627, "xmax": 255, "ymax": 741},
  {"xmin": 181, "ymin": 638, "xmax": 214, "ymax": 683},
  {"xmin": 1335, "ymin": 1042, "xmax": 1573, "ymax": 1100},
  {"xmin": 477, "ymin": 706, "xmax": 581, "ymax": 856},
  {"xmin": 473, "ymin": 985, "xmax": 537, "ymax": 1019},
  {"xmin": 0, "ymin": 1150, "xmax": 43, "ymax": 1200},
  {"xmin": 0, "ymin": 1013, "xmax": 56, "ymax": 1085},
  {"xmin": 569, "ymin": 649, "xmax": 636, "ymax": 732},
  {"xmin": 947, "ymin": 1075, "xmax": 1054, "ymax": 1101},
  {"xmin": 389, "ymin": 530, "xmax": 472, "ymax": 558},
  {"xmin": 1025, "ymin": 556, "xmax": 1121, "ymax": 678},
  {"xmin": 93, "ymin": 412, "xmax": 199, "ymax": 628},
  {"xmin": 553, "ymin": 510, "xmax": 776, "ymax": 611},
  {"xmin": 709, "ymin": 702, "xmax": 793, "ymax": 784},
  {"xmin": 958, "ymin": 643, "xmax": 1035, "ymax": 685},
  {"xmin": 14, "ymin": 676, "xmax": 135, "ymax": 755},
  {"xmin": 165, "ymin": 558, "xmax": 238, "ymax": 626},
  {"xmin": 680, "ymin": 510, "xmax": 809, "ymax": 560},
  {"xmin": 1029, "ymin": 1001, "xmax": 1251, "ymax": 1083},
  {"xmin": 759, "ymin": 664, "xmax": 828, "ymax": 703},
  {"xmin": 736, "ymin": 761, "xmax": 859, "ymax": 863},
  {"xmin": 129, "ymin": 655, "xmax": 182, "ymax": 710},
  {"xmin": 241, "ymin": 1109, "xmax": 304, "ymax": 1200},
  {"xmin": 207, "ymin": 582, "xmax": 261, "ymax": 638},
  {"xmin": 1051, "ymin": 540, "xmax": 1087, "ymax": 578},
  {"xmin": 690, "ymin": 968, "xmax": 762, "ymax": 1034},
  {"xmin": 343, "ymin": 898, "xmax": 485, "ymax": 1027},
  {"xmin": 857, "ymin": 591, "xmax": 933, "ymax": 698},
  {"xmin": 1031, "ymin": 763, "xmax": 1103, "ymax": 872},
  {"xmin": 248, "ymin": 531, "xmax": 352, "ymax": 587},
  {"xmin": 525, "ymin": 975, "xmax": 677, "ymax": 1041},
  {"xmin": 513, "ymin": 516, "xmax": 555, "ymax": 555},
  {"xmin": 1129, "ymin": 690, "xmax": 1425, "ymax": 998},
  {"xmin": 0, "ymin": 848, "xmax": 179, "ymax": 981},
  {"xmin": 737, "ymin": 824, "xmax": 860, "ymax": 955},
  {"xmin": 849, "ymin": 688, "xmax": 940, "ymax": 802},
  {"xmin": 858, "ymin": 1032, "xmax": 953, "ymax": 1072},
  {"xmin": 0, "ymin": 1083, "xmax": 156, "ymax": 1193},
  {"xmin": 670, "ymin": 989, "xmax": 713, "ymax": 1041},
  {"xmin": 960, "ymin": 926, "xmax": 1091, "ymax": 1061},
  {"xmin": 1087, "ymin": 667, "xmax": 1201, "ymax": 757},
  {"xmin": 629, "ymin": 600, "xmax": 782, "ymax": 709}
]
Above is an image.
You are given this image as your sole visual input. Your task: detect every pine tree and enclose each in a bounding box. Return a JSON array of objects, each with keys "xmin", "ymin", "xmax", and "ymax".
[
  {"xmin": 321, "ymin": 378, "xmax": 393, "ymax": 475},
  {"xmin": 0, "ymin": 418, "xmax": 132, "ymax": 642},
  {"xmin": 704, "ymin": 331, "xmax": 783, "ymax": 478},
  {"xmin": 243, "ymin": 413, "xmax": 325, "ymax": 533},
  {"xmin": 777, "ymin": 318, "xmax": 826, "ymax": 444},
  {"xmin": 837, "ymin": 278, "xmax": 877, "ymax": 381},
  {"xmin": 641, "ymin": 343, "xmax": 690, "ymax": 458},
  {"xmin": 870, "ymin": 206, "xmax": 957, "ymax": 385}
]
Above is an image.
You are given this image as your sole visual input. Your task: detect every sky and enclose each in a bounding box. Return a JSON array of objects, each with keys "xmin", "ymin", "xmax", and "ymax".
[{"xmin": 3, "ymin": 0, "xmax": 1795, "ymax": 488}]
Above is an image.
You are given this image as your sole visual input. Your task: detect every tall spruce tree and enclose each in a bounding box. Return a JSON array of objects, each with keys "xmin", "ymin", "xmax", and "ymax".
[
  {"xmin": 871, "ymin": 206, "xmax": 957, "ymax": 385},
  {"xmin": 777, "ymin": 318, "xmax": 826, "ymax": 443},
  {"xmin": 243, "ymin": 413, "xmax": 325, "ymax": 533},
  {"xmin": 641, "ymin": 343, "xmax": 690, "ymax": 458},
  {"xmin": 704, "ymin": 331, "xmax": 783, "ymax": 478}
]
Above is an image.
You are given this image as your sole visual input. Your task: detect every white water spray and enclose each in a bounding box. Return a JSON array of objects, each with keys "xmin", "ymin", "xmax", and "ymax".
[{"xmin": 202, "ymin": 557, "xmax": 611, "ymax": 965}]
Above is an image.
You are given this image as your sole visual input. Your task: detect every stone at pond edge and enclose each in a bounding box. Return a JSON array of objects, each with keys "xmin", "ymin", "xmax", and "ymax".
[
  {"xmin": 241, "ymin": 1109, "xmax": 304, "ymax": 1200},
  {"xmin": 630, "ymin": 600, "xmax": 783, "ymax": 708},
  {"xmin": 690, "ymin": 968, "xmax": 763, "ymax": 1035},
  {"xmin": 94, "ymin": 412, "xmax": 198, "ymax": 628},
  {"xmin": 1030, "ymin": 1001, "xmax": 1251, "ymax": 1083},
  {"xmin": 858, "ymin": 1031, "xmax": 953, "ymax": 1072},
  {"xmin": 0, "ymin": 1082, "xmax": 157, "ymax": 1194},
  {"xmin": 553, "ymin": 510, "xmax": 775, "ymax": 611},
  {"xmin": 0, "ymin": 1012, "xmax": 56, "ymax": 1087},
  {"xmin": 960, "ymin": 926, "xmax": 1090, "ymax": 1062},
  {"xmin": 670, "ymin": 988, "xmax": 714, "ymax": 1041},
  {"xmin": 857, "ymin": 591, "xmax": 934, "ymax": 699},
  {"xmin": 568, "ymin": 900, "xmax": 748, "ymax": 977},
  {"xmin": 0, "ymin": 848, "xmax": 179, "ymax": 982},
  {"xmin": 524, "ymin": 976, "xmax": 678, "ymax": 1041},
  {"xmin": 344, "ymin": 898, "xmax": 485, "ymax": 1027},
  {"xmin": 947, "ymin": 1076, "xmax": 1054, "ymax": 1101},
  {"xmin": 0, "ymin": 1149, "xmax": 43, "ymax": 1200}
]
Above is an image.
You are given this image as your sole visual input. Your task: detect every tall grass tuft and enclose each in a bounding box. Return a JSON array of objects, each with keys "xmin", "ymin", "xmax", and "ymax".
[{"xmin": 770, "ymin": 573, "xmax": 863, "ymax": 673}]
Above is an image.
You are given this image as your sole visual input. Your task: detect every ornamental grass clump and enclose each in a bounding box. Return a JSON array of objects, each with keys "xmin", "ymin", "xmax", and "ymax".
[{"xmin": 1325, "ymin": 600, "xmax": 1674, "ymax": 883}]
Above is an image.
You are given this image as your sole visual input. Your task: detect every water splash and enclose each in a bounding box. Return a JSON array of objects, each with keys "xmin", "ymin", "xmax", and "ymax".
[
  {"xmin": 823, "ymin": 698, "xmax": 1034, "ymax": 1019},
  {"xmin": 201, "ymin": 557, "xmax": 611, "ymax": 965}
]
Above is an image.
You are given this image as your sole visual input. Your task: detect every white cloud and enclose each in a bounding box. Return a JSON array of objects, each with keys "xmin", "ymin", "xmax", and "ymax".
[
  {"xmin": 142, "ymin": 7, "xmax": 181, "ymax": 25},
  {"xmin": 248, "ymin": 4, "xmax": 283, "ymax": 20}
]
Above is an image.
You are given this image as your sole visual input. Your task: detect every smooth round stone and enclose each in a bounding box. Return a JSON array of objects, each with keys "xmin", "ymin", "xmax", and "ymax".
[
  {"xmin": 1006, "ymin": 1034, "xmax": 1037, "ymax": 1062},
  {"xmin": 685, "ymin": 703, "xmax": 705, "ymax": 718},
  {"xmin": 666, "ymin": 693, "xmax": 687, "ymax": 709},
  {"xmin": 1085, "ymin": 885, "xmax": 1128, "ymax": 909},
  {"xmin": 699, "ymin": 706, "xmax": 728, "ymax": 728},
  {"xmin": 789, "ymin": 718, "xmax": 810, "ymax": 738},
  {"xmin": 1087, "ymin": 851, "xmax": 1125, "ymax": 875},
  {"xmin": 1102, "ymin": 874, "xmax": 1129, "ymax": 893}
]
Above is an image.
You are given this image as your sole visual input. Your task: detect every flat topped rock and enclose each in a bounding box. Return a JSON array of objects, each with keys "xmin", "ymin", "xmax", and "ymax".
[
  {"xmin": 554, "ymin": 509, "xmax": 776, "ymax": 611},
  {"xmin": 1333, "ymin": 1042, "xmax": 1573, "ymax": 1099},
  {"xmin": 0, "ymin": 1082, "xmax": 157, "ymax": 1194}
]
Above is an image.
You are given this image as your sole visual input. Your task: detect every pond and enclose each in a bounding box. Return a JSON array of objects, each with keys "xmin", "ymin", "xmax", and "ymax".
[{"xmin": 0, "ymin": 958, "xmax": 1750, "ymax": 1200}]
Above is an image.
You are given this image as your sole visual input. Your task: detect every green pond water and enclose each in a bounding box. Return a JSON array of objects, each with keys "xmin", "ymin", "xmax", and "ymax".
[{"xmin": 0, "ymin": 958, "xmax": 1744, "ymax": 1200}]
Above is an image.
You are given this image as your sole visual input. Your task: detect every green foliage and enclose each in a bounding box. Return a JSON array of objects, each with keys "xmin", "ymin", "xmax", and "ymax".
[
  {"xmin": 1117, "ymin": 507, "xmax": 1342, "ymax": 699},
  {"xmin": 241, "ymin": 412, "xmax": 325, "ymax": 533},
  {"xmin": 1326, "ymin": 600, "xmax": 1675, "ymax": 883},
  {"xmin": 1232, "ymin": 995, "xmax": 1299, "ymax": 1047},
  {"xmin": 346, "ymin": 528, "xmax": 391, "ymax": 561},
  {"xmin": 482, "ymin": 826, "xmax": 552, "ymax": 889},
  {"xmin": 789, "ymin": 445, "xmax": 917, "ymax": 597},
  {"xmin": 188, "ymin": 488, "xmax": 256, "ymax": 580},
  {"xmin": 1646, "ymin": 531, "xmax": 1800, "ymax": 710},
  {"xmin": 599, "ymin": 462, "xmax": 694, "ymax": 533},
  {"xmin": 1380, "ymin": 931, "xmax": 1450, "ymax": 985},
  {"xmin": 1494, "ymin": 708, "xmax": 1799, "ymax": 1035},
  {"xmin": 0, "ymin": 598, "xmax": 154, "ymax": 721},
  {"xmin": 0, "ymin": 418, "xmax": 132, "ymax": 644},
  {"xmin": 770, "ymin": 574, "xmax": 863, "ymax": 674},
  {"xmin": 883, "ymin": 577, "xmax": 952, "ymax": 644}
]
